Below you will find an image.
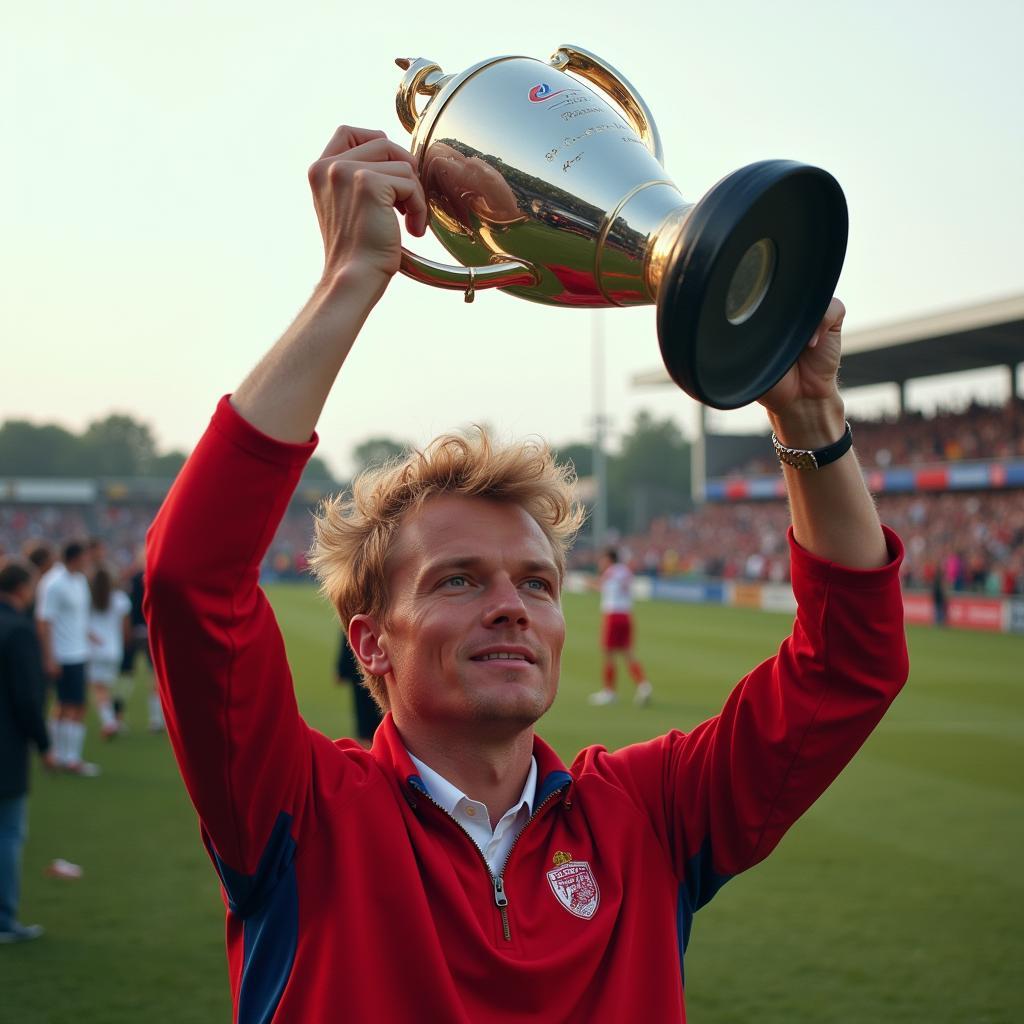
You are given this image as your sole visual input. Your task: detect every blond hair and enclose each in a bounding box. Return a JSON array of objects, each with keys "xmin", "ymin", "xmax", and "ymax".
[{"xmin": 309, "ymin": 429, "xmax": 586, "ymax": 711}]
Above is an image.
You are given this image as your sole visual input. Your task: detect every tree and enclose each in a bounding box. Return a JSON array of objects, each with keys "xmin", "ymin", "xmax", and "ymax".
[
  {"xmin": 607, "ymin": 412, "xmax": 691, "ymax": 533},
  {"xmin": 0, "ymin": 421, "xmax": 81, "ymax": 476},
  {"xmin": 548, "ymin": 414, "xmax": 691, "ymax": 535},
  {"xmin": 301, "ymin": 455, "xmax": 336, "ymax": 484},
  {"xmin": 352, "ymin": 436, "xmax": 410, "ymax": 474},
  {"xmin": 552, "ymin": 442, "xmax": 594, "ymax": 479},
  {"xmin": 80, "ymin": 414, "xmax": 158, "ymax": 476},
  {"xmin": 0, "ymin": 412, "xmax": 221, "ymax": 482},
  {"xmin": 147, "ymin": 451, "xmax": 188, "ymax": 479}
]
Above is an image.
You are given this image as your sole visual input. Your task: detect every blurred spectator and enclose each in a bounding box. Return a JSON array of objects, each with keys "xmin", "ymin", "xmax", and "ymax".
[
  {"xmin": 119, "ymin": 550, "xmax": 164, "ymax": 734},
  {"xmin": 336, "ymin": 631, "xmax": 381, "ymax": 749},
  {"xmin": 86, "ymin": 564, "xmax": 131, "ymax": 740},
  {"xmin": 0, "ymin": 559, "xmax": 53, "ymax": 944}
]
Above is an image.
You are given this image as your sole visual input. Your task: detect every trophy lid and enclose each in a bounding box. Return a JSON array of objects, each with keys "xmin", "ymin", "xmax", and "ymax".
[{"xmin": 657, "ymin": 160, "xmax": 848, "ymax": 409}]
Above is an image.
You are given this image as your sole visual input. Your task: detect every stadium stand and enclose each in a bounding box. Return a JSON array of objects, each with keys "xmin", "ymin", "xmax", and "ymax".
[
  {"xmin": 585, "ymin": 488, "xmax": 1024, "ymax": 595},
  {"xmin": 731, "ymin": 397, "xmax": 1024, "ymax": 477}
]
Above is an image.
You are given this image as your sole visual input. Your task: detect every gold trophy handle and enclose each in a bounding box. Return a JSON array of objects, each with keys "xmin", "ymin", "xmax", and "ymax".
[
  {"xmin": 398, "ymin": 251, "xmax": 539, "ymax": 303},
  {"xmin": 395, "ymin": 57, "xmax": 449, "ymax": 134},
  {"xmin": 395, "ymin": 57, "xmax": 539, "ymax": 300},
  {"xmin": 548, "ymin": 44, "xmax": 665, "ymax": 166}
]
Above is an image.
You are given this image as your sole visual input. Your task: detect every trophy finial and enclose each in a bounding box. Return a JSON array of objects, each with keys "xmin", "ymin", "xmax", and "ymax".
[{"xmin": 394, "ymin": 58, "xmax": 449, "ymax": 133}]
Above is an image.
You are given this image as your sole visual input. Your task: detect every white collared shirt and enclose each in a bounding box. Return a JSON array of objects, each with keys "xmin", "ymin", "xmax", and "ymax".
[{"xmin": 408, "ymin": 752, "xmax": 537, "ymax": 875}]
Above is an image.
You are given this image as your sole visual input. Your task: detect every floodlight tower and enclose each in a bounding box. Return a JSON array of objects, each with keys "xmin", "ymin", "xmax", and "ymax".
[{"xmin": 591, "ymin": 311, "xmax": 609, "ymax": 551}]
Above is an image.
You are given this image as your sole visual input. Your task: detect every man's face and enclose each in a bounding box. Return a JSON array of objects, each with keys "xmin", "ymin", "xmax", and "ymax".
[{"xmin": 370, "ymin": 494, "xmax": 565, "ymax": 737}]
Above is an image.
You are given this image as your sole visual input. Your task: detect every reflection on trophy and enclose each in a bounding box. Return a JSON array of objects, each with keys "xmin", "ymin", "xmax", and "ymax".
[{"xmin": 394, "ymin": 45, "xmax": 848, "ymax": 410}]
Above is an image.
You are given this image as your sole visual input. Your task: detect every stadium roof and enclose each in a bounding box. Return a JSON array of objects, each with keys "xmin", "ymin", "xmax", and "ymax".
[{"xmin": 633, "ymin": 292, "xmax": 1024, "ymax": 391}]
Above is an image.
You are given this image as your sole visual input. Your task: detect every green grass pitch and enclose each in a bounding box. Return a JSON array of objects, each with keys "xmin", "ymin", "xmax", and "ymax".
[{"xmin": 5, "ymin": 587, "xmax": 1022, "ymax": 1023}]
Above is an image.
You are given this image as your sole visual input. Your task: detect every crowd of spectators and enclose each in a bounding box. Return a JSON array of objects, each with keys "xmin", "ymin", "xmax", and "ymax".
[
  {"xmin": 262, "ymin": 511, "xmax": 317, "ymax": 579},
  {"xmin": 0, "ymin": 501, "xmax": 316, "ymax": 581},
  {"xmin": 0, "ymin": 505, "xmax": 156, "ymax": 573},
  {"xmin": 581, "ymin": 489, "xmax": 1024, "ymax": 595},
  {"xmin": 734, "ymin": 397, "xmax": 1024, "ymax": 476}
]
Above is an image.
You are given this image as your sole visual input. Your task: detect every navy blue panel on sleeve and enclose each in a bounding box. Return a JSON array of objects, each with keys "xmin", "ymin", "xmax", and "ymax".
[
  {"xmin": 205, "ymin": 812, "xmax": 299, "ymax": 1024},
  {"xmin": 677, "ymin": 835, "xmax": 733, "ymax": 961},
  {"xmin": 238, "ymin": 863, "xmax": 299, "ymax": 1024}
]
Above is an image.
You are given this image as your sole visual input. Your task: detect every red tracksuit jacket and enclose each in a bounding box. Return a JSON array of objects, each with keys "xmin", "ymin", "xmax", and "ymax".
[{"xmin": 145, "ymin": 397, "xmax": 909, "ymax": 1023}]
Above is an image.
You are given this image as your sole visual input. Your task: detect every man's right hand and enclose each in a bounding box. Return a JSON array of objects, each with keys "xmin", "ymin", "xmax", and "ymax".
[
  {"xmin": 231, "ymin": 125, "xmax": 428, "ymax": 443},
  {"xmin": 307, "ymin": 126, "xmax": 428, "ymax": 295}
]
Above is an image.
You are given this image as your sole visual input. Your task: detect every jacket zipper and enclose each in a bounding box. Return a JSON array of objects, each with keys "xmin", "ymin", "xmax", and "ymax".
[{"xmin": 412, "ymin": 782, "xmax": 568, "ymax": 942}]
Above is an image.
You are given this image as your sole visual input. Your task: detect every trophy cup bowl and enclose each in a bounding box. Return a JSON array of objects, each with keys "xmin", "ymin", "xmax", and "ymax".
[{"xmin": 394, "ymin": 45, "xmax": 848, "ymax": 410}]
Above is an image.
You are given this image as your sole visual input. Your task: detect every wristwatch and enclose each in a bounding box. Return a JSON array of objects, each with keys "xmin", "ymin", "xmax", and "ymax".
[{"xmin": 771, "ymin": 421, "xmax": 853, "ymax": 470}]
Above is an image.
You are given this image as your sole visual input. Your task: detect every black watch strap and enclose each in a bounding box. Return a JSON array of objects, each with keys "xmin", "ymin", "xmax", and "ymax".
[{"xmin": 772, "ymin": 421, "xmax": 853, "ymax": 470}]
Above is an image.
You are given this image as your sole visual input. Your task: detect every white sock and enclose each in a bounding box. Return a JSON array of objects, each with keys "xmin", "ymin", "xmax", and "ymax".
[
  {"xmin": 148, "ymin": 692, "xmax": 164, "ymax": 728},
  {"xmin": 55, "ymin": 720, "xmax": 73, "ymax": 765},
  {"xmin": 98, "ymin": 702, "xmax": 117, "ymax": 731},
  {"xmin": 68, "ymin": 721, "xmax": 86, "ymax": 764}
]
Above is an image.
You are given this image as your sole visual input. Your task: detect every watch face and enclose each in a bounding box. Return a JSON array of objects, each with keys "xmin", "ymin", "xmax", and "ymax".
[{"xmin": 778, "ymin": 449, "xmax": 817, "ymax": 470}]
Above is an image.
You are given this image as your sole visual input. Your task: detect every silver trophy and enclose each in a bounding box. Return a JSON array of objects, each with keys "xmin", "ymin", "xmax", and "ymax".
[{"xmin": 394, "ymin": 45, "xmax": 847, "ymax": 409}]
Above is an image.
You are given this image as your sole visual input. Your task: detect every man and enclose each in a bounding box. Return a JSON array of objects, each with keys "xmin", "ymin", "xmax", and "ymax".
[
  {"xmin": 25, "ymin": 541, "xmax": 57, "ymax": 623},
  {"xmin": 0, "ymin": 560, "xmax": 53, "ymax": 943},
  {"xmin": 119, "ymin": 548, "xmax": 163, "ymax": 734},
  {"xmin": 587, "ymin": 547, "xmax": 653, "ymax": 706},
  {"xmin": 22, "ymin": 542, "xmax": 55, "ymax": 620},
  {"xmin": 36, "ymin": 541, "xmax": 100, "ymax": 776},
  {"xmin": 145, "ymin": 126, "xmax": 908, "ymax": 1022}
]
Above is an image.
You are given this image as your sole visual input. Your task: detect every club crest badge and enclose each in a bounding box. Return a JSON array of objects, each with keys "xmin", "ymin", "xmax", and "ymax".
[{"xmin": 546, "ymin": 852, "xmax": 600, "ymax": 920}]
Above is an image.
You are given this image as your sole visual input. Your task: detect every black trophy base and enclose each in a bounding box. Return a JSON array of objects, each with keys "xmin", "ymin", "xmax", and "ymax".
[{"xmin": 656, "ymin": 160, "xmax": 848, "ymax": 410}]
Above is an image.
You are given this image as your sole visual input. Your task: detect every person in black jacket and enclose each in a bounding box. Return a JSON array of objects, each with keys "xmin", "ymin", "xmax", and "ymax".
[
  {"xmin": 336, "ymin": 631, "xmax": 382, "ymax": 748},
  {"xmin": 0, "ymin": 559, "xmax": 54, "ymax": 944}
]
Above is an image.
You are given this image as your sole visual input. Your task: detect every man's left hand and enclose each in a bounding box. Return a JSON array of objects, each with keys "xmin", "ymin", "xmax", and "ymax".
[
  {"xmin": 757, "ymin": 298, "xmax": 846, "ymax": 448},
  {"xmin": 758, "ymin": 297, "xmax": 845, "ymax": 416}
]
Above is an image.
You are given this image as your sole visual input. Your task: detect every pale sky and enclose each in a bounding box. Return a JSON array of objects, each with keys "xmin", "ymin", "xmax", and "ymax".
[{"xmin": 4, "ymin": 1, "xmax": 1022, "ymax": 478}]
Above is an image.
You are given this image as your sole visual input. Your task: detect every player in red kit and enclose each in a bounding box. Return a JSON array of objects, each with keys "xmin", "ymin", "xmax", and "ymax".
[{"xmin": 589, "ymin": 548, "xmax": 652, "ymax": 706}]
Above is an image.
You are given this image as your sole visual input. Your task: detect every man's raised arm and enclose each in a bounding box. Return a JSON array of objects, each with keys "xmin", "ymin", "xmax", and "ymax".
[
  {"xmin": 231, "ymin": 126, "xmax": 427, "ymax": 441},
  {"xmin": 758, "ymin": 297, "xmax": 888, "ymax": 569},
  {"xmin": 144, "ymin": 126, "xmax": 426, "ymax": 878},
  {"xmin": 593, "ymin": 301, "xmax": 908, "ymax": 933}
]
